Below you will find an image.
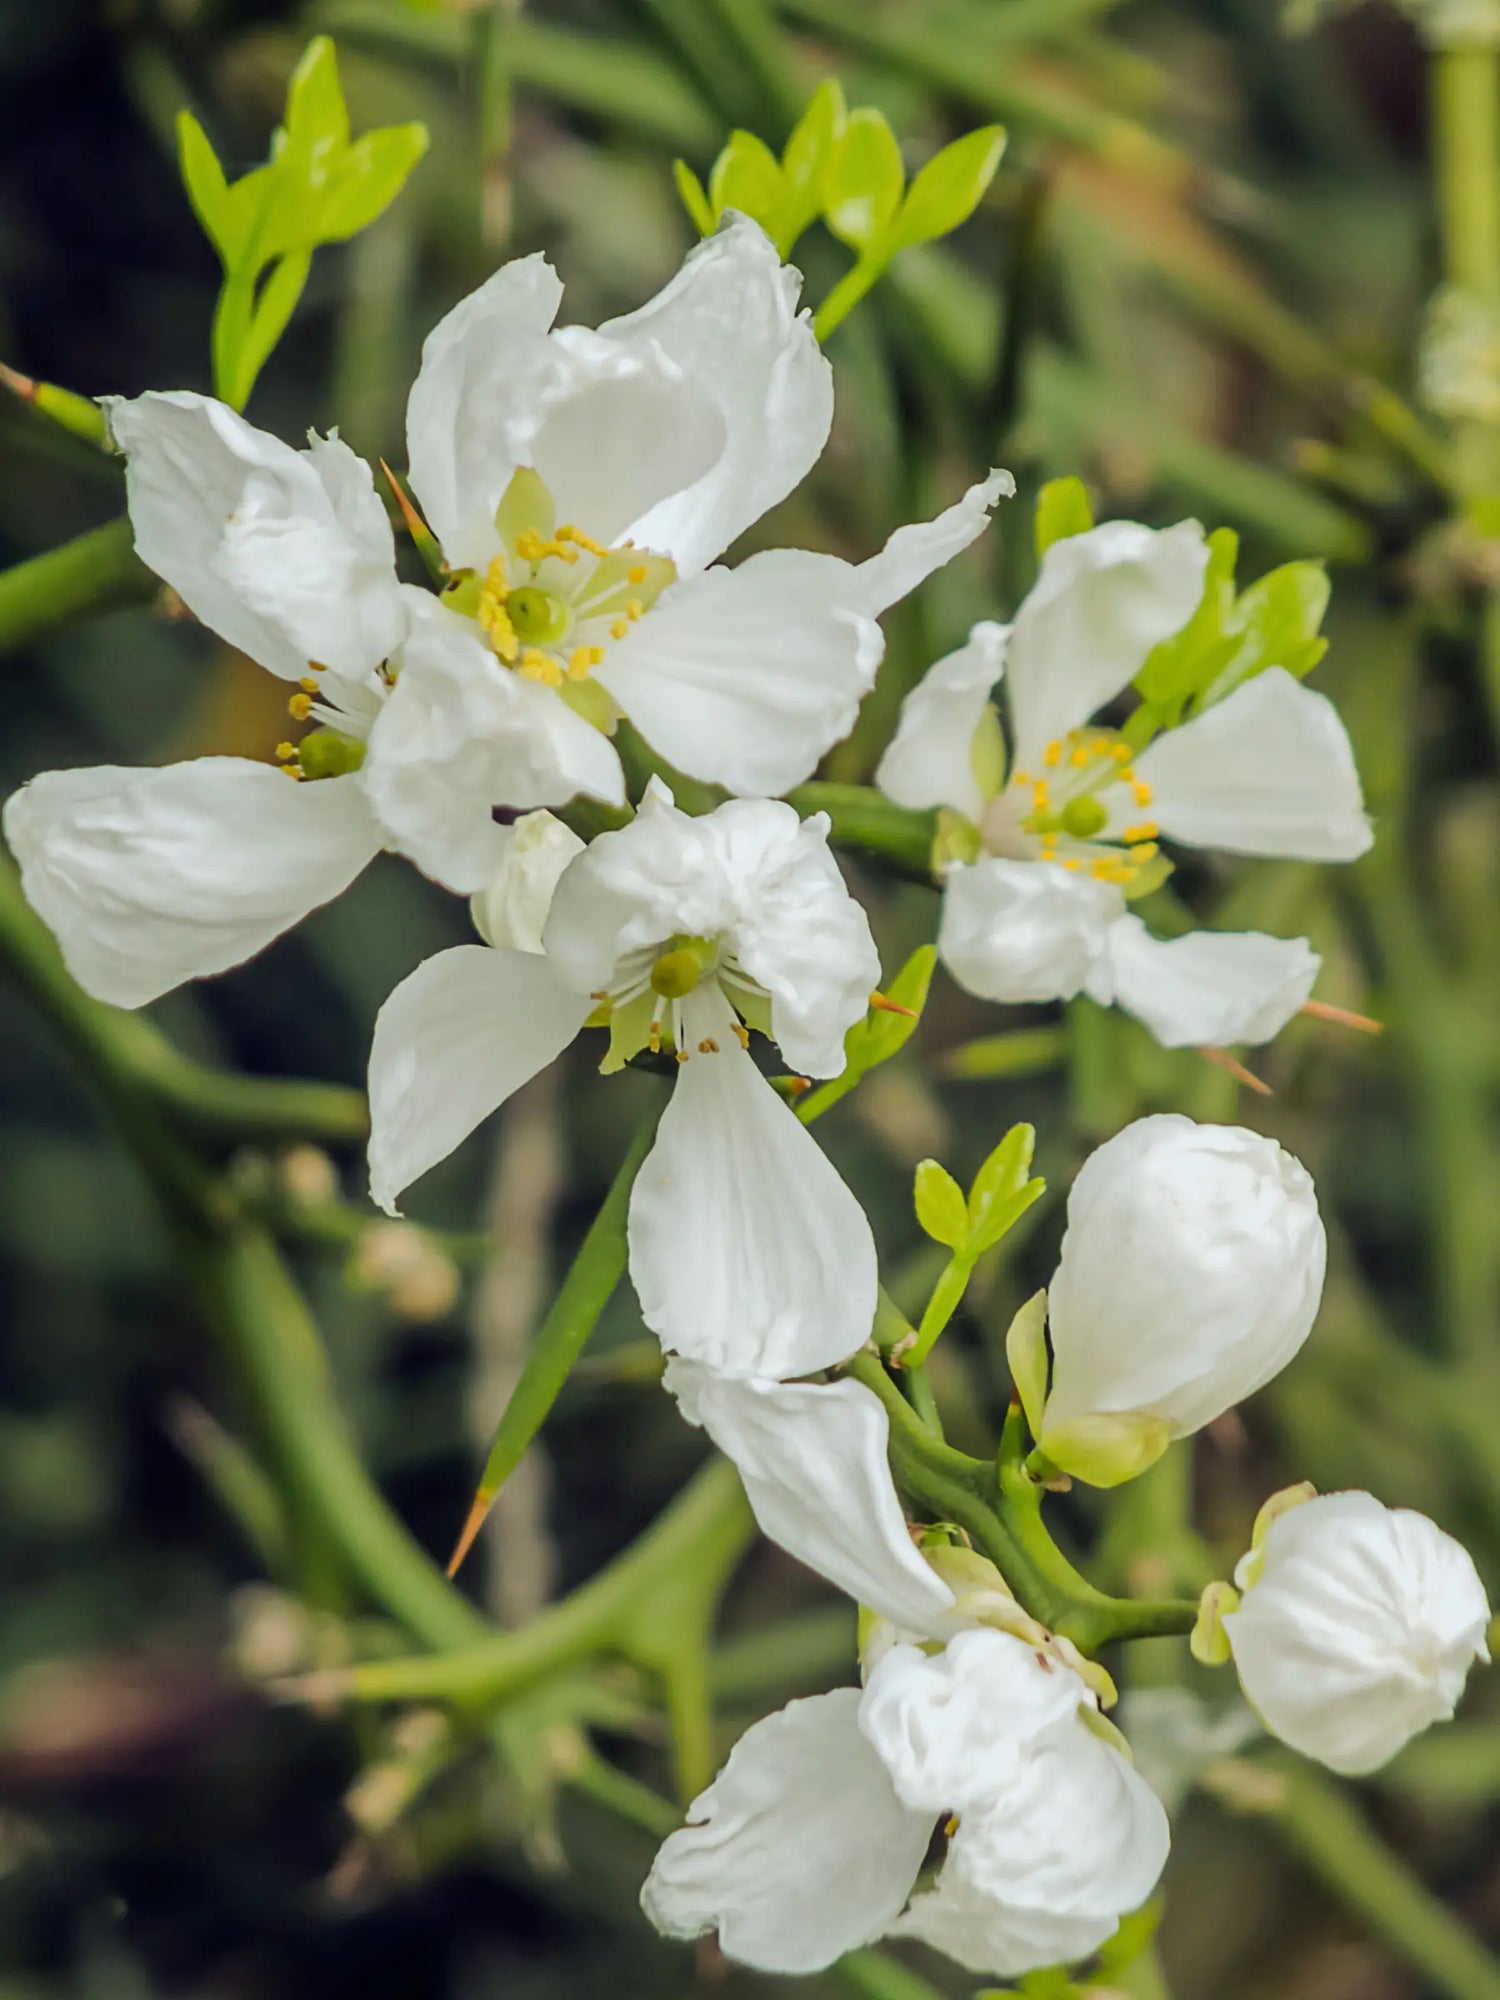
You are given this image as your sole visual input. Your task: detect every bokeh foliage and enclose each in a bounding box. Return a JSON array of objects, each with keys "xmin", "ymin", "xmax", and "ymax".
[{"xmin": 2, "ymin": 1, "xmax": 1500, "ymax": 1996}]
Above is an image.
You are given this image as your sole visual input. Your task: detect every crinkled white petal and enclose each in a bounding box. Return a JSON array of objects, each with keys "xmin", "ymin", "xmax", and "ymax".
[
  {"xmin": 1006, "ymin": 521, "xmax": 1209, "ymax": 764},
  {"xmin": 894, "ymin": 1715, "xmax": 1170, "ymax": 1979},
  {"xmin": 1088, "ymin": 915, "xmax": 1320, "ymax": 1049},
  {"xmin": 3, "ymin": 758, "xmax": 380, "ymax": 1008},
  {"xmin": 592, "ymin": 214, "xmax": 833, "ymax": 575},
  {"xmin": 859, "ymin": 1630, "xmax": 1088, "ymax": 1816},
  {"xmin": 641, "ymin": 1690, "xmax": 933, "ymax": 1975},
  {"xmin": 938, "ymin": 856, "xmax": 1123, "ymax": 1005},
  {"xmin": 664, "ymin": 1362, "xmax": 956, "ymax": 1631},
  {"xmin": 470, "ymin": 811, "xmax": 585, "ymax": 954},
  {"xmin": 404, "ymin": 254, "xmax": 566, "ymax": 566},
  {"xmin": 1225, "ymin": 1491, "xmax": 1491, "ymax": 1776},
  {"xmin": 1132, "ymin": 668, "xmax": 1373, "ymax": 861},
  {"xmin": 593, "ymin": 549, "xmax": 883, "ymax": 796},
  {"xmin": 1043, "ymin": 1114, "xmax": 1326, "ymax": 1439},
  {"xmin": 876, "ymin": 622, "xmax": 1009, "ymax": 822},
  {"xmin": 628, "ymin": 991, "xmax": 877, "ymax": 1377},
  {"xmin": 363, "ymin": 591, "xmax": 625, "ymax": 894},
  {"xmin": 543, "ymin": 790, "xmax": 878, "ymax": 1076},
  {"xmin": 853, "ymin": 472, "xmax": 1015, "ymax": 617},
  {"xmin": 109, "ymin": 392, "xmax": 404, "ymax": 680},
  {"xmin": 367, "ymin": 943, "xmax": 591, "ymax": 1215}
]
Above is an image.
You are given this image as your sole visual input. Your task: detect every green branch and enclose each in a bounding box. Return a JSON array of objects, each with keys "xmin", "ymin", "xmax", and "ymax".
[
  {"xmin": 0, "ymin": 518, "xmax": 154, "ymax": 656},
  {"xmin": 786, "ymin": 784, "xmax": 936, "ymax": 884}
]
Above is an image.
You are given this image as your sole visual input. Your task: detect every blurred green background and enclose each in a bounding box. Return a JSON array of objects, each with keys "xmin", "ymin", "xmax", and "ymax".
[{"xmin": 2, "ymin": 0, "xmax": 1500, "ymax": 1995}]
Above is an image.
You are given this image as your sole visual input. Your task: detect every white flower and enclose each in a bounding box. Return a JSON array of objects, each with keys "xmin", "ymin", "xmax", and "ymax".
[
  {"xmin": 1036, "ymin": 1114, "xmax": 1326, "ymax": 1485},
  {"xmin": 6, "ymin": 217, "xmax": 1009, "ymax": 1009},
  {"xmin": 367, "ymin": 785, "xmax": 879, "ymax": 1380},
  {"xmin": 1223, "ymin": 1491, "xmax": 1491, "ymax": 1776},
  {"xmin": 642, "ymin": 1622, "xmax": 1168, "ymax": 1978},
  {"xmin": 877, "ymin": 523, "xmax": 1372, "ymax": 1048},
  {"xmin": 469, "ymin": 809, "xmax": 584, "ymax": 954}
]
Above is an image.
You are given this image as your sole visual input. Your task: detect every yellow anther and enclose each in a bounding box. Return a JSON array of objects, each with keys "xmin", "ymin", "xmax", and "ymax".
[
  {"xmin": 568, "ymin": 645, "xmax": 604, "ymax": 681},
  {"xmin": 610, "ymin": 618, "xmax": 630, "ymax": 640},
  {"xmin": 479, "ymin": 597, "xmax": 519, "ymax": 663},
  {"xmin": 1069, "ymin": 745, "xmax": 1091, "ymax": 768},
  {"xmin": 1012, "ymin": 769, "xmax": 1032, "ymax": 785},
  {"xmin": 1119, "ymin": 766, "xmax": 1137, "ymax": 786},
  {"xmin": 515, "ymin": 528, "xmax": 580, "ymax": 567},
  {"xmin": 280, "ymin": 764, "xmax": 304, "ymax": 780},
  {"xmin": 518, "ymin": 647, "xmax": 564, "ymax": 687},
  {"xmin": 1112, "ymin": 743, "xmax": 1132, "ymax": 762},
  {"xmin": 1130, "ymin": 841, "xmax": 1160, "ymax": 864},
  {"xmin": 1043, "ymin": 740, "xmax": 1062, "ymax": 769},
  {"xmin": 1062, "ymin": 858, "xmax": 1081, "ymax": 871},
  {"xmin": 649, "ymin": 1022, "xmax": 663, "ymax": 1054},
  {"xmin": 1031, "ymin": 781, "xmax": 1050, "ymax": 812},
  {"xmin": 625, "ymin": 598, "xmax": 644, "ymax": 622},
  {"xmin": 275, "ymin": 741, "xmax": 297, "ymax": 762},
  {"xmin": 628, "ymin": 564, "xmax": 648, "ymax": 586},
  {"xmin": 732, "ymin": 1021, "xmax": 750, "ymax": 1049},
  {"xmin": 1123, "ymin": 821, "xmax": 1159, "ymax": 845},
  {"xmin": 675, "ymin": 1047, "xmax": 690, "ymax": 1064},
  {"xmin": 288, "ymin": 692, "xmax": 312, "ymax": 720},
  {"xmin": 298, "ymin": 675, "xmax": 320, "ymax": 694},
  {"xmin": 557, "ymin": 523, "xmax": 610, "ymax": 559},
  {"xmin": 1132, "ymin": 780, "xmax": 1153, "ymax": 807},
  {"xmin": 698, "ymin": 1037, "xmax": 720, "ymax": 1054}
]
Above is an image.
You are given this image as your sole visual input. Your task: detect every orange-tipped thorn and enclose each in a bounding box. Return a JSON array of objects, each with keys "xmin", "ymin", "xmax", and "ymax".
[
  {"xmin": 1198, "ymin": 1046, "xmax": 1274, "ymax": 1097},
  {"xmin": 380, "ymin": 459, "xmax": 446, "ymax": 582},
  {"xmin": 1301, "ymin": 998, "xmax": 1383, "ymax": 1035},
  {"xmin": 869, "ymin": 990, "xmax": 918, "ymax": 1018},
  {"xmin": 783, "ymin": 1073, "xmax": 812, "ymax": 1096},
  {"xmin": 445, "ymin": 1489, "xmax": 495, "ymax": 1579},
  {"xmin": 0, "ymin": 362, "xmax": 37, "ymax": 403}
]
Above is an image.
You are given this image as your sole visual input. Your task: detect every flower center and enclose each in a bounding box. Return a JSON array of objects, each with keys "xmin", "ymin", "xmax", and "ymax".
[
  {"xmin": 982, "ymin": 726, "xmax": 1161, "ymax": 888},
  {"xmin": 591, "ymin": 934, "xmax": 769, "ymax": 1073},
  {"xmin": 275, "ymin": 661, "xmax": 388, "ymax": 781},
  {"xmin": 441, "ymin": 467, "xmax": 677, "ymax": 712}
]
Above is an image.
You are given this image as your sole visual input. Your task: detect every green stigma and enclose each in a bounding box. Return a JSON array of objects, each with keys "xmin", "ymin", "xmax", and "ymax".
[
  {"xmin": 650, "ymin": 937, "xmax": 713, "ymax": 999},
  {"xmin": 298, "ymin": 728, "xmax": 367, "ymax": 780},
  {"xmin": 1060, "ymin": 795, "xmax": 1108, "ymax": 839},
  {"xmin": 508, "ymin": 585, "xmax": 571, "ymax": 645}
]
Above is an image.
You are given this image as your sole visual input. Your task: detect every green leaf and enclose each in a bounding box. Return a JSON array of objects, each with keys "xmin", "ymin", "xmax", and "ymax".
[
  {"xmin": 796, "ymin": 945, "xmax": 935, "ymax": 1125},
  {"xmin": 708, "ymin": 129, "xmax": 784, "ymax": 231},
  {"xmin": 1004, "ymin": 1290, "xmax": 1050, "ymax": 1438},
  {"xmin": 823, "ymin": 107, "xmax": 905, "ymax": 251},
  {"xmin": 890, "ymin": 123, "xmax": 1006, "ymax": 251},
  {"xmin": 1133, "ymin": 526, "xmax": 1239, "ymax": 721},
  {"xmin": 966, "ymin": 1177, "xmax": 1044, "ymax": 1260},
  {"xmin": 229, "ymin": 251, "xmax": 312, "ymax": 413},
  {"xmin": 176, "ymin": 113, "xmax": 233, "ymax": 262},
  {"xmin": 914, "ymin": 1159, "xmax": 969, "ymax": 1250},
  {"xmin": 1203, "ymin": 559, "xmax": 1331, "ymax": 708},
  {"xmin": 777, "ymin": 78, "xmax": 846, "ymax": 253},
  {"xmin": 1034, "ymin": 475, "xmax": 1094, "ymax": 558},
  {"xmin": 311, "ymin": 125, "xmax": 430, "ymax": 243},
  {"xmin": 967, "ymin": 1123, "xmax": 1035, "ymax": 1236},
  {"xmin": 674, "ymin": 158, "xmax": 716, "ymax": 236},
  {"xmin": 283, "ymin": 36, "xmax": 350, "ymax": 156}
]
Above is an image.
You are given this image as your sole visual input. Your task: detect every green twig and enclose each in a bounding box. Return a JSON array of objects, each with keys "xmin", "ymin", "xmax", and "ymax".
[
  {"xmin": 0, "ymin": 519, "xmax": 154, "ymax": 656},
  {"xmin": 786, "ymin": 784, "xmax": 936, "ymax": 884}
]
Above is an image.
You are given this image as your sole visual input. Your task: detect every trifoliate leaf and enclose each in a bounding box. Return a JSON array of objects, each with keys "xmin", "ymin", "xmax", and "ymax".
[
  {"xmin": 1034, "ymin": 475, "xmax": 1095, "ymax": 558},
  {"xmin": 914, "ymin": 1158, "xmax": 969, "ymax": 1250},
  {"xmin": 823, "ymin": 107, "xmax": 905, "ymax": 251},
  {"xmin": 890, "ymin": 123, "xmax": 1006, "ymax": 250}
]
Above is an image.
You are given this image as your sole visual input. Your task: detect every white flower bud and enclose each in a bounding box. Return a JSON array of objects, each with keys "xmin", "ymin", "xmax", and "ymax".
[
  {"xmin": 1039, "ymin": 1114, "xmax": 1325, "ymax": 1485},
  {"xmin": 1223, "ymin": 1491, "xmax": 1490, "ymax": 1776},
  {"xmin": 469, "ymin": 810, "xmax": 584, "ymax": 954}
]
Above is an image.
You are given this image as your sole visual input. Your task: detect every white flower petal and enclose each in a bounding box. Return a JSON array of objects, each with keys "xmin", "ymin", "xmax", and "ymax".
[
  {"xmin": 1006, "ymin": 520, "xmax": 1208, "ymax": 764},
  {"xmin": 364, "ymin": 592, "xmax": 625, "ymax": 894},
  {"xmin": 1090, "ymin": 915, "xmax": 1320, "ymax": 1049},
  {"xmin": 470, "ymin": 811, "xmax": 585, "ymax": 954},
  {"xmin": 664, "ymin": 1362, "xmax": 956, "ymax": 1631},
  {"xmin": 593, "ymin": 214, "xmax": 833, "ymax": 574},
  {"xmin": 629, "ymin": 993, "xmax": 877, "ymax": 1378},
  {"xmin": 859, "ymin": 1629, "xmax": 1088, "ymax": 1815},
  {"xmin": 876, "ymin": 622, "xmax": 1009, "ymax": 822},
  {"xmin": 938, "ymin": 856, "xmax": 1123, "ymax": 1005},
  {"xmin": 1224, "ymin": 1492, "xmax": 1491, "ymax": 1777},
  {"xmin": 895, "ymin": 1716, "xmax": 1170, "ymax": 1979},
  {"xmin": 367, "ymin": 944, "xmax": 591, "ymax": 1215},
  {"xmin": 404, "ymin": 254, "xmax": 565, "ymax": 565},
  {"xmin": 593, "ymin": 549, "xmax": 884, "ymax": 796},
  {"xmin": 641, "ymin": 1689, "xmax": 933, "ymax": 1975},
  {"xmin": 3, "ymin": 759, "xmax": 380, "ymax": 1008},
  {"xmin": 853, "ymin": 471, "xmax": 1015, "ymax": 617},
  {"xmin": 1132, "ymin": 668, "xmax": 1373, "ymax": 861},
  {"xmin": 109, "ymin": 392, "xmax": 403, "ymax": 680}
]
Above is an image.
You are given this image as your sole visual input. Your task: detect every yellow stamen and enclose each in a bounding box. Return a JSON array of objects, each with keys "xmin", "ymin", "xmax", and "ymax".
[
  {"xmin": 280, "ymin": 764, "xmax": 304, "ymax": 780},
  {"xmin": 1132, "ymin": 780, "xmax": 1153, "ymax": 808},
  {"xmin": 1062, "ymin": 858, "xmax": 1081, "ymax": 871},
  {"xmin": 1012, "ymin": 769, "xmax": 1032, "ymax": 785},
  {"xmin": 518, "ymin": 647, "xmax": 564, "ymax": 687},
  {"xmin": 732, "ymin": 1022, "xmax": 750, "ymax": 1049},
  {"xmin": 568, "ymin": 645, "xmax": 604, "ymax": 681},
  {"xmin": 288, "ymin": 692, "xmax": 312, "ymax": 721},
  {"xmin": 1069, "ymin": 745, "xmax": 1091, "ymax": 768},
  {"xmin": 1119, "ymin": 766, "xmax": 1137, "ymax": 786},
  {"xmin": 516, "ymin": 528, "xmax": 581, "ymax": 567},
  {"xmin": 610, "ymin": 619, "xmax": 630, "ymax": 640},
  {"xmin": 1043, "ymin": 740, "xmax": 1062, "ymax": 769},
  {"xmin": 675, "ymin": 1047, "xmax": 690, "ymax": 1064},
  {"xmin": 697, "ymin": 1037, "xmax": 720, "ymax": 1054},
  {"xmin": 1112, "ymin": 743, "xmax": 1132, "ymax": 763},
  {"xmin": 625, "ymin": 598, "xmax": 645, "ymax": 622},
  {"xmin": 1123, "ymin": 822, "xmax": 1159, "ymax": 844},
  {"xmin": 627, "ymin": 564, "xmax": 648, "ymax": 586},
  {"xmin": 479, "ymin": 598, "xmax": 519, "ymax": 662},
  {"xmin": 298, "ymin": 675, "xmax": 319, "ymax": 694},
  {"xmin": 1129, "ymin": 841, "xmax": 1160, "ymax": 864},
  {"xmin": 649, "ymin": 1022, "xmax": 663, "ymax": 1054},
  {"xmin": 275, "ymin": 741, "xmax": 297, "ymax": 762},
  {"xmin": 556, "ymin": 523, "xmax": 609, "ymax": 558}
]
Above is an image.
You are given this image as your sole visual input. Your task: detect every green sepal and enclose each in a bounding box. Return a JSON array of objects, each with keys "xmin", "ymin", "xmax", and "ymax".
[
  {"xmin": 557, "ymin": 676, "xmax": 618, "ymax": 733},
  {"xmin": 932, "ymin": 807, "xmax": 984, "ymax": 873},
  {"xmin": 970, "ymin": 703, "xmax": 1006, "ymax": 804},
  {"xmin": 494, "ymin": 465, "xmax": 555, "ymax": 551},
  {"xmin": 1003, "ymin": 1289, "xmax": 1050, "ymax": 1439},
  {"xmin": 1034, "ymin": 476, "xmax": 1095, "ymax": 558},
  {"xmin": 1189, "ymin": 1580, "xmax": 1241, "ymax": 1667},
  {"xmin": 708, "ymin": 129, "xmax": 785, "ymax": 230},
  {"xmin": 600, "ymin": 988, "xmax": 657, "ymax": 1074},
  {"xmin": 1038, "ymin": 1409, "xmax": 1172, "ymax": 1488},
  {"xmin": 673, "ymin": 160, "xmax": 716, "ymax": 236}
]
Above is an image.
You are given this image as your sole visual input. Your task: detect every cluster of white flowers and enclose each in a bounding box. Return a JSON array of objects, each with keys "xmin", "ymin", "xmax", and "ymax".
[{"xmin": 3, "ymin": 214, "xmax": 1489, "ymax": 1987}]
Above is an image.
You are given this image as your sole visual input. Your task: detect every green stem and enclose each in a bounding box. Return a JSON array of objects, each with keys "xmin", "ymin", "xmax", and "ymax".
[
  {"xmin": 815, "ymin": 253, "xmax": 894, "ymax": 343},
  {"xmin": 1434, "ymin": 47, "xmax": 1500, "ymax": 302},
  {"xmin": 1258, "ymin": 1759, "xmax": 1500, "ymax": 2000},
  {"xmin": 0, "ymin": 518, "xmax": 154, "ymax": 655},
  {"xmin": 786, "ymin": 784, "xmax": 935, "ymax": 884}
]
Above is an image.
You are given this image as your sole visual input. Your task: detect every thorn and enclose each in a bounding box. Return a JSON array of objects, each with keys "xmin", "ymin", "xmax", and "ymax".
[
  {"xmin": 869, "ymin": 989, "xmax": 918, "ymax": 1018},
  {"xmin": 1300, "ymin": 998, "xmax": 1383, "ymax": 1035},
  {"xmin": 380, "ymin": 459, "xmax": 446, "ymax": 581},
  {"xmin": 0, "ymin": 361, "xmax": 37, "ymax": 403},
  {"xmin": 445, "ymin": 1489, "xmax": 495, "ymax": 1579},
  {"xmin": 782, "ymin": 1073, "xmax": 811, "ymax": 1096},
  {"xmin": 1197, "ymin": 1046, "xmax": 1274, "ymax": 1096}
]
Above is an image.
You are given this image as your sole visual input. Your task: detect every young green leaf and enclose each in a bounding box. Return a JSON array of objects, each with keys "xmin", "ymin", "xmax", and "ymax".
[
  {"xmin": 968, "ymin": 1122, "xmax": 1036, "ymax": 1233},
  {"xmin": 1034, "ymin": 476, "xmax": 1094, "ymax": 558},
  {"xmin": 914, "ymin": 1159, "xmax": 969, "ymax": 1250},
  {"xmin": 1201, "ymin": 560, "xmax": 1330, "ymax": 708},
  {"xmin": 176, "ymin": 113, "xmax": 234, "ymax": 263},
  {"xmin": 777, "ymin": 78, "xmax": 847, "ymax": 253},
  {"xmin": 823, "ymin": 107, "xmax": 905, "ymax": 251},
  {"xmin": 1004, "ymin": 1290, "xmax": 1050, "ymax": 1439},
  {"xmin": 674, "ymin": 159, "xmax": 716, "ymax": 236},
  {"xmin": 708, "ymin": 129, "xmax": 785, "ymax": 231},
  {"xmin": 796, "ymin": 945, "xmax": 935, "ymax": 1125},
  {"xmin": 891, "ymin": 124, "xmax": 1006, "ymax": 251},
  {"xmin": 1132, "ymin": 526, "xmax": 1240, "ymax": 723}
]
